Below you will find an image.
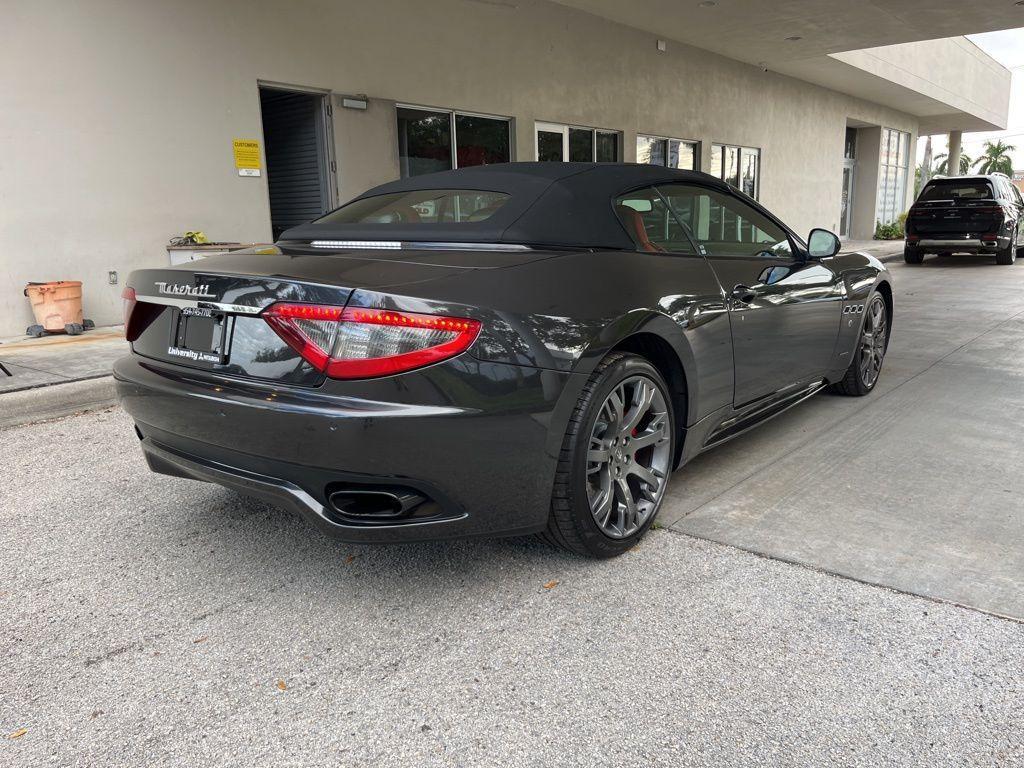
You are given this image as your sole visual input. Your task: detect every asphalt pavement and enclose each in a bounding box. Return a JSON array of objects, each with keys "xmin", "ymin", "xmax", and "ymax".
[{"xmin": 3, "ymin": 411, "xmax": 1023, "ymax": 766}]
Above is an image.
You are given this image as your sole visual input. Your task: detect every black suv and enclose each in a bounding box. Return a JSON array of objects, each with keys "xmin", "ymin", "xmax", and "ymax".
[{"xmin": 905, "ymin": 173, "xmax": 1024, "ymax": 265}]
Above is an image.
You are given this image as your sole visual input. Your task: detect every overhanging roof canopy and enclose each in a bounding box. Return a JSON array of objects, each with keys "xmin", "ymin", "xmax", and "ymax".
[{"xmin": 553, "ymin": 0, "xmax": 1018, "ymax": 131}]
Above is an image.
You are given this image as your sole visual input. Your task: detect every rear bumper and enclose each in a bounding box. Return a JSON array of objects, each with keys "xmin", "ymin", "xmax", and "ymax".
[
  {"xmin": 912, "ymin": 236, "xmax": 1010, "ymax": 252},
  {"xmin": 115, "ymin": 354, "xmax": 576, "ymax": 543}
]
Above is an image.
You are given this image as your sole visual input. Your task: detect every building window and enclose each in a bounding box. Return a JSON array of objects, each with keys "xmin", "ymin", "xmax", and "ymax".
[
  {"xmin": 535, "ymin": 122, "xmax": 620, "ymax": 162},
  {"xmin": 637, "ymin": 135, "xmax": 699, "ymax": 170},
  {"xmin": 710, "ymin": 143, "xmax": 761, "ymax": 199},
  {"xmin": 397, "ymin": 106, "xmax": 511, "ymax": 178},
  {"xmin": 595, "ymin": 131, "xmax": 619, "ymax": 163},
  {"xmin": 877, "ymin": 127, "xmax": 909, "ymax": 225}
]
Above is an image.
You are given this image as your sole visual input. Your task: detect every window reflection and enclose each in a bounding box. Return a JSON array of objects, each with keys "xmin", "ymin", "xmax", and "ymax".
[
  {"xmin": 536, "ymin": 123, "xmax": 620, "ymax": 162},
  {"xmin": 711, "ymin": 143, "xmax": 760, "ymax": 199},
  {"xmin": 397, "ymin": 107, "xmax": 510, "ymax": 177},
  {"xmin": 397, "ymin": 107, "xmax": 451, "ymax": 177},
  {"xmin": 877, "ymin": 127, "xmax": 909, "ymax": 224},
  {"xmin": 637, "ymin": 135, "xmax": 698, "ymax": 170},
  {"xmin": 537, "ymin": 130, "xmax": 564, "ymax": 162},
  {"xmin": 596, "ymin": 131, "xmax": 619, "ymax": 162},
  {"xmin": 454, "ymin": 114, "xmax": 510, "ymax": 168},
  {"xmin": 569, "ymin": 128, "xmax": 594, "ymax": 162}
]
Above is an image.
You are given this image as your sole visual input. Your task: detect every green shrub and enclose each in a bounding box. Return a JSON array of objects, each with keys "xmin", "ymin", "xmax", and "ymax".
[{"xmin": 873, "ymin": 213, "xmax": 906, "ymax": 240}]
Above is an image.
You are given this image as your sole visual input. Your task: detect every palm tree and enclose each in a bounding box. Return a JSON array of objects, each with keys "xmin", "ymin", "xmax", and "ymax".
[
  {"xmin": 933, "ymin": 152, "xmax": 972, "ymax": 175},
  {"xmin": 973, "ymin": 140, "xmax": 1015, "ymax": 175}
]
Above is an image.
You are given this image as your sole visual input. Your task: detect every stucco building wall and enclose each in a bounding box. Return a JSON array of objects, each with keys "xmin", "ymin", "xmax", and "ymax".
[{"xmin": 1, "ymin": 0, "xmax": 921, "ymax": 335}]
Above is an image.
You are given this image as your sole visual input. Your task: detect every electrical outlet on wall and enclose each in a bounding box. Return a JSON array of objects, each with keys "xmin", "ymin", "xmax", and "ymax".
[{"xmin": 108, "ymin": 271, "xmax": 118, "ymax": 285}]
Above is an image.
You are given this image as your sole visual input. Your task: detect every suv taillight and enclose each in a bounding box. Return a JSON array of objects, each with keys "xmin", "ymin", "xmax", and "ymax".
[{"xmin": 262, "ymin": 303, "xmax": 482, "ymax": 379}]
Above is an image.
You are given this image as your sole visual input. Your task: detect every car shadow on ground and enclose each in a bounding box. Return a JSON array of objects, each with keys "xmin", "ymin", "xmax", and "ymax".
[
  {"xmin": 912, "ymin": 253, "xmax": 1022, "ymax": 268},
  {"xmin": 168, "ymin": 483, "xmax": 600, "ymax": 592}
]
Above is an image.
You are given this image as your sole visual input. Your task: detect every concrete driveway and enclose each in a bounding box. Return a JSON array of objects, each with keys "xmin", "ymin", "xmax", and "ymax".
[
  {"xmin": 2, "ymin": 252, "xmax": 1024, "ymax": 765},
  {"xmin": 666, "ymin": 254, "xmax": 1024, "ymax": 619}
]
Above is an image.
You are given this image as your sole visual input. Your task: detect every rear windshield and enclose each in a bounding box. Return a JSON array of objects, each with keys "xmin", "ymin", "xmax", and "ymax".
[
  {"xmin": 918, "ymin": 181, "xmax": 993, "ymax": 202},
  {"xmin": 317, "ymin": 189, "xmax": 510, "ymax": 225}
]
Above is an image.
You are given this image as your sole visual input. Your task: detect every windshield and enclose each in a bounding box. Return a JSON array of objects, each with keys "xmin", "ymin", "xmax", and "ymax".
[
  {"xmin": 918, "ymin": 181, "xmax": 993, "ymax": 202},
  {"xmin": 317, "ymin": 189, "xmax": 510, "ymax": 225}
]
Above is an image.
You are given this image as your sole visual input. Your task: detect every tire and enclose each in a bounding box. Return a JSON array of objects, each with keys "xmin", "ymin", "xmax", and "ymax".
[
  {"xmin": 903, "ymin": 246, "xmax": 924, "ymax": 264},
  {"xmin": 996, "ymin": 241, "xmax": 1016, "ymax": 265},
  {"xmin": 830, "ymin": 292, "xmax": 889, "ymax": 397},
  {"xmin": 26, "ymin": 324, "xmax": 45, "ymax": 338},
  {"xmin": 542, "ymin": 352, "xmax": 675, "ymax": 558},
  {"xmin": 64, "ymin": 323, "xmax": 84, "ymax": 336},
  {"xmin": 83, "ymin": 319, "xmax": 96, "ymax": 330}
]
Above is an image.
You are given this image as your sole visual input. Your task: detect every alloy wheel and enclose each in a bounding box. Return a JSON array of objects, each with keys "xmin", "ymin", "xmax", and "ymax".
[
  {"xmin": 586, "ymin": 375, "xmax": 672, "ymax": 539},
  {"xmin": 858, "ymin": 295, "xmax": 888, "ymax": 388}
]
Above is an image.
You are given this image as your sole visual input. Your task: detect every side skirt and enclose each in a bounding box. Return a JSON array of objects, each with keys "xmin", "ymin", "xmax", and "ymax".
[{"xmin": 701, "ymin": 379, "xmax": 827, "ymax": 452}]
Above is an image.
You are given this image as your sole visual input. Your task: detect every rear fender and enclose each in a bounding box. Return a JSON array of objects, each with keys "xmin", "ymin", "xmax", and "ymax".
[{"xmin": 543, "ymin": 310, "xmax": 716, "ymax": 467}]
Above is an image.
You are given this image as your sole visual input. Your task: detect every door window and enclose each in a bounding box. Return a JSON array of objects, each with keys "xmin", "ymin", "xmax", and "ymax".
[
  {"xmin": 614, "ymin": 188, "xmax": 697, "ymax": 255},
  {"xmin": 844, "ymin": 128, "xmax": 857, "ymax": 160},
  {"xmin": 840, "ymin": 166, "xmax": 854, "ymax": 237},
  {"xmin": 656, "ymin": 183, "xmax": 793, "ymax": 259}
]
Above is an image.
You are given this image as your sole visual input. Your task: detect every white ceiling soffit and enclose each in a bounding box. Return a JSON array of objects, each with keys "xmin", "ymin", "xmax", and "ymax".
[
  {"xmin": 551, "ymin": 0, "xmax": 1024, "ymax": 64},
  {"xmin": 775, "ymin": 40, "xmax": 1012, "ymax": 131},
  {"xmin": 552, "ymin": 0, "xmax": 1019, "ymax": 131}
]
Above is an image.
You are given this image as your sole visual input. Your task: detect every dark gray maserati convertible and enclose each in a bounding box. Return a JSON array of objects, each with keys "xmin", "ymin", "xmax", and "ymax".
[{"xmin": 116, "ymin": 163, "xmax": 892, "ymax": 557}]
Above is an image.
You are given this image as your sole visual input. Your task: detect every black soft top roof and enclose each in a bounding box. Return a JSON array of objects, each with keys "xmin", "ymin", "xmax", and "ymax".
[{"xmin": 280, "ymin": 162, "xmax": 734, "ymax": 250}]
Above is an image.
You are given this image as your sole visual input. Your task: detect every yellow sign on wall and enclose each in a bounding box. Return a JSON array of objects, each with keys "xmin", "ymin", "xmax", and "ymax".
[{"xmin": 233, "ymin": 139, "xmax": 261, "ymax": 177}]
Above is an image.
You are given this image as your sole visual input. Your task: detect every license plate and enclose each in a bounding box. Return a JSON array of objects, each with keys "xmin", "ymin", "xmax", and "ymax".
[{"xmin": 168, "ymin": 307, "xmax": 230, "ymax": 364}]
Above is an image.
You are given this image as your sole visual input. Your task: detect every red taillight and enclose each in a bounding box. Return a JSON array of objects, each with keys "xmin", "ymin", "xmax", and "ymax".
[
  {"xmin": 262, "ymin": 303, "xmax": 481, "ymax": 379},
  {"xmin": 261, "ymin": 303, "xmax": 344, "ymax": 372},
  {"xmin": 122, "ymin": 286, "xmax": 139, "ymax": 339}
]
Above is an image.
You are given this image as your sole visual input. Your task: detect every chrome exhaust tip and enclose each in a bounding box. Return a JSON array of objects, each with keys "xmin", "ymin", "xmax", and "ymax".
[{"xmin": 327, "ymin": 487, "xmax": 427, "ymax": 522}]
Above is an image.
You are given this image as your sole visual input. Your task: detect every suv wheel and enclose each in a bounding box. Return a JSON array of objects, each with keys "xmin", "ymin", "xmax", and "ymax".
[
  {"xmin": 543, "ymin": 352, "xmax": 675, "ymax": 558},
  {"xmin": 996, "ymin": 240, "xmax": 1016, "ymax": 265},
  {"xmin": 903, "ymin": 246, "xmax": 924, "ymax": 264}
]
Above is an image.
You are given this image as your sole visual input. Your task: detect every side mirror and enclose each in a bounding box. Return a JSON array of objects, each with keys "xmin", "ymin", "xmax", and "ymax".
[{"xmin": 807, "ymin": 228, "xmax": 841, "ymax": 259}]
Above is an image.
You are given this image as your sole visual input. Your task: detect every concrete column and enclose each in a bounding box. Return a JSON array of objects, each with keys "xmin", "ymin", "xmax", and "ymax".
[{"xmin": 947, "ymin": 130, "xmax": 962, "ymax": 176}]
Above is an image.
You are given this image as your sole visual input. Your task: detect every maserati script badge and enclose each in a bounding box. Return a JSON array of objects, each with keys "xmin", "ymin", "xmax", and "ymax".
[{"xmin": 155, "ymin": 281, "xmax": 215, "ymax": 299}]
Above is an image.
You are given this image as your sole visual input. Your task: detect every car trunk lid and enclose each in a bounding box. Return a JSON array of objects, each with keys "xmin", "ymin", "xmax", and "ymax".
[{"xmin": 125, "ymin": 244, "xmax": 564, "ymax": 384}]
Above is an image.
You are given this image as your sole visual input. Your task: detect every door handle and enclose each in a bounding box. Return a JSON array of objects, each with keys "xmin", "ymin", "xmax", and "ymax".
[{"xmin": 731, "ymin": 284, "xmax": 756, "ymax": 303}]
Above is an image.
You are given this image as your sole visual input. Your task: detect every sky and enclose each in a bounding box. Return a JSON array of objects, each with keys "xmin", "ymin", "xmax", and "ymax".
[{"xmin": 915, "ymin": 27, "xmax": 1024, "ymax": 172}]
